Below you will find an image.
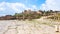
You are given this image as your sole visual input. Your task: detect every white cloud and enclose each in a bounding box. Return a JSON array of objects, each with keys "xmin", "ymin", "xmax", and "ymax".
[
  {"xmin": 0, "ymin": 2, "xmax": 27, "ymax": 13},
  {"xmin": 40, "ymin": 0, "xmax": 60, "ymax": 11},
  {"xmin": 0, "ymin": 2, "xmax": 38, "ymax": 16},
  {"xmin": 32, "ymin": 5, "xmax": 37, "ymax": 9},
  {"xmin": 0, "ymin": 2, "xmax": 37, "ymax": 12},
  {"xmin": 26, "ymin": 5, "xmax": 37, "ymax": 11},
  {"xmin": 0, "ymin": 2, "xmax": 28, "ymax": 16}
]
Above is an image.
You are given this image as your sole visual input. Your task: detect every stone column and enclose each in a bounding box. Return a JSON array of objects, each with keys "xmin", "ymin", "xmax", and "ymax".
[{"xmin": 55, "ymin": 25, "xmax": 59, "ymax": 32}]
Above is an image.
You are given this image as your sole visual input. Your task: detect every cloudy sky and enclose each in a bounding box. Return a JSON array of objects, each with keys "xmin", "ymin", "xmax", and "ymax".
[{"xmin": 0, "ymin": 0, "xmax": 60, "ymax": 16}]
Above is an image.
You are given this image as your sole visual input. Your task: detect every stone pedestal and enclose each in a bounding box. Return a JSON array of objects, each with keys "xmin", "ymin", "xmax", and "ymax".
[{"xmin": 55, "ymin": 25, "xmax": 59, "ymax": 32}]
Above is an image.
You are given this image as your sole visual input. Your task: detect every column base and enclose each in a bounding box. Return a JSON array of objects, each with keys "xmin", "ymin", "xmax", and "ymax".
[{"xmin": 56, "ymin": 31, "xmax": 59, "ymax": 32}]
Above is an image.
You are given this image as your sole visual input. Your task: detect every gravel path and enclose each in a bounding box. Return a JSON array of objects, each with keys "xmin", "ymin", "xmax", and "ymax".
[{"xmin": 0, "ymin": 16, "xmax": 60, "ymax": 34}]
